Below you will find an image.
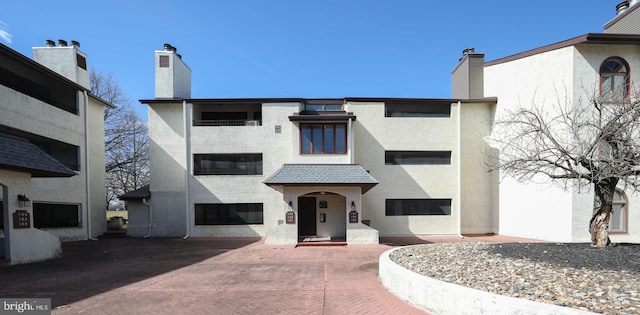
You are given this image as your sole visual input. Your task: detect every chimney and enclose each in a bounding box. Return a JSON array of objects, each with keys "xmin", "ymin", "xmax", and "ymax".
[
  {"xmin": 451, "ymin": 48, "xmax": 484, "ymax": 99},
  {"xmin": 155, "ymin": 43, "xmax": 192, "ymax": 99},
  {"xmin": 32, "ymin": 39, "xmax": 90, "ymax": 89}
]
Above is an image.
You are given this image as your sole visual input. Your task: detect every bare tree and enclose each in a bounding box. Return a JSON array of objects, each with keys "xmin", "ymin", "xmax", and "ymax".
[
  {"xmin": 90, "ymin": 70, "xmax": 149, "ymax": 204},
  {"xmin": 488, "ymin": 89, "xmax": 640, "ymax": 247}
]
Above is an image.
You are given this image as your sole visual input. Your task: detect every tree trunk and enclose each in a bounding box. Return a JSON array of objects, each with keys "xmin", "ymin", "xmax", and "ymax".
[{"xmin": 589, "ymin": 178, "xmax": 618, "ymax": 247}]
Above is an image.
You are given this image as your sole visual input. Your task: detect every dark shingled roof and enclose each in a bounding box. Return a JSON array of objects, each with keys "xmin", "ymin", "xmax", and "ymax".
[
  {"xmin": 118, "ymin": 185, "xmax": 151, "ymax": 200},
  {"xmin": 264, "ymin": 164, "xmax": 378, "ymax": 193},
  {"xmin": 0, "ymin": 136, "xmax": 76, "ymax": 177}
]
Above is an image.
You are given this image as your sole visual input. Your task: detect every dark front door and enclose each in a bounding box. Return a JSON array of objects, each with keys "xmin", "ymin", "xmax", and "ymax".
[{"xmin": 298, "ymin": 197, "xmax": 317, "ymax": 237}]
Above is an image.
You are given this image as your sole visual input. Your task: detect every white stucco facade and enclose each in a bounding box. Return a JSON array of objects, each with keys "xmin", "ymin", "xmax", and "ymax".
[
  {"xmin": 0, "ymin": 41, "xmax": 108, "ymax": 263},
  {"xmin": 485, "ymin": 38, "xmax": 640, "ymax": 243},
  {"xmin": 139, "ymin": 47, "xmax": 497, "ymax": 244}
]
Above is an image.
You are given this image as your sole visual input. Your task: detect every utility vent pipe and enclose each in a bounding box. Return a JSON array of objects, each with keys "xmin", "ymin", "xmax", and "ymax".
[{"xmin": 617, "ymin": 1, "xmax": 630, "ymax": 15}]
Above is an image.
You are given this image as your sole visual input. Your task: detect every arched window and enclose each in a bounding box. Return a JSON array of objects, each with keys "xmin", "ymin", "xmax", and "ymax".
[
  {"xmin": 600, "ymin": 57, "xmax": 630, "ymax": 102},
  {"xmin": 610, "ymin": 189, "xmax": 628, "ymax": 233}
]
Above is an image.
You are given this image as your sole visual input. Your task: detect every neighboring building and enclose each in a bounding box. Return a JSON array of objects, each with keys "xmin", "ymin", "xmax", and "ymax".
[
  {"xmin": 0, "ymin": 40, "xmax": 109, "ymax": 264},
  {"xmin": 483, "ymin": 1, "xmax": 640, "ymax": 243},
  {"xmin": 130, "ymin": 44, "xmax": 498, "ymax": 244}
]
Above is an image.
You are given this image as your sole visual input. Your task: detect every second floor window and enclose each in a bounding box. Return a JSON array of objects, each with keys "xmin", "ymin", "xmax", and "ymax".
[
  {"xmin": 600, "ymin": 57, "xmax": 629, "ymax": 102},
  {"xmin": 194, "ymin": 153, "xmax": 263, "ymax": 175},
  {"xmin": 301, "ymin": 124, "xmax": 347, "ymax": 154}
]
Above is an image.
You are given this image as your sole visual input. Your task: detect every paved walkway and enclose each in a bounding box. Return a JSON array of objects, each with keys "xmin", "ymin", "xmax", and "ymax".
[{"xmin": 0, "ymin": 235, "xmax": 536, "ymax": 315}]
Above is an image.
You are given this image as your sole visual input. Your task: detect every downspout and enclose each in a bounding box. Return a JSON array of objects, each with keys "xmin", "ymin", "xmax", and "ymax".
[
  {"xmin": 183, "ymin": 100, "xmax": 191, "ymax": 240},
  {"xmin": 83, "ymin": 90, "xmax": 98, "ymax": 241},
  {"xmin": 348, "ymin": 117, "xmax": 354, "ymax": 164},
  {"xmin": 456, "ymin": 100, "xmax": 464, "ymax": 239},
  {"xmin": 143, "ymin": 198, "xmax": 152, "ymax": 238}
]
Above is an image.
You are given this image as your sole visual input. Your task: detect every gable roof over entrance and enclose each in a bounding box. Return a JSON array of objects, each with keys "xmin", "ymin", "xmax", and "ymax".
[
  {"xmin": 0, "ymin": 136, "xmax": 76, "ymax": 177},
  {"xmin": 264, "ymin": 164, "xmax": 378, "ymax": 193}
]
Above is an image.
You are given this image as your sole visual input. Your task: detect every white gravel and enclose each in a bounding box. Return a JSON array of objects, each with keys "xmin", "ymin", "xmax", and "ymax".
[{"xmin": 390, "ymin": 242, "xmax": 640, "ymax": 314}]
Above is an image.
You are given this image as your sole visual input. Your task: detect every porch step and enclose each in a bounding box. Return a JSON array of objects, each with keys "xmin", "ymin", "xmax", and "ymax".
[
  {"xmin": 296, "ymin": 236, "xmax": 347, "ymax": 247},
  {"xmin": 296, "ymin": 241, "xmax": 347, "ymax": 247}
]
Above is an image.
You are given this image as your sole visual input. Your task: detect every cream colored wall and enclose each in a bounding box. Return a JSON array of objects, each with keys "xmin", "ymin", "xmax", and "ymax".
[
  {"xmin": 485, "ymin": 47, "xmax": 576, "ymax": 242},
  {"xmin": 459, "ymin": 102, "xmax": 498, "ymax": 234},
  {"xmin": 0, "ymin": 170, "xmax": 62, "ymax": 264},
  {"xmin": 87, "ymin": 97, "xmax": 107, "ymax": 237},
  {"xmin": 485, "ymin": 44, "xmax": 640, "ymax": 242},
  {"xmin": 189, "ymin": 103, "xmax": 298, "ymax": 237},
  {"xmin": 0, "ymin": 86, "xmax": 96, "ymax": 241},
  {"xmin": 350, "ymin": 101, "xmax": 460, "ymax": 236},
  {"xmin": 314, "ymin": 194, "xmax": 347, "ymax": 238},
  {"xmin": 148, "ymin": 102, "xmax": 187, "ymax": 236}
]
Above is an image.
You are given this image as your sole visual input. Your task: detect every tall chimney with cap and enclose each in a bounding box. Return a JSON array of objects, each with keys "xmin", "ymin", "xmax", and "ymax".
[
  {"xmin": 451, "ymin": 48, "xmax": 484, "ymax": 99},
  {"xmin": 155, "ymin": 43, "xmax": 192, "ymax": 99},
  {"xmin": 32, "ymin": 39, "xmax": 89, "ymax": 89}
]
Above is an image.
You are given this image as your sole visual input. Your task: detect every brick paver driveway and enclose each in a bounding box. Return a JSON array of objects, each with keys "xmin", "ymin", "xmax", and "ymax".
[{"xmin": 0, "ymin": 237, "xmax": 429, "ymax": 314}]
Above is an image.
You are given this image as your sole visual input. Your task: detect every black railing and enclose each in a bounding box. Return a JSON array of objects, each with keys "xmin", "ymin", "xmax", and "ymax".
[{"xmin": 193, "ymin": 120, "xmax": 263, "ymax": 127}]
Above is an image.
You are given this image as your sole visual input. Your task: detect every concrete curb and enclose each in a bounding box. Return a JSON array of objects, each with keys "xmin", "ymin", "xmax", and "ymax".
[{"xmin": 379, "ymin": 247, "xmax": 597, "ymax": 315}]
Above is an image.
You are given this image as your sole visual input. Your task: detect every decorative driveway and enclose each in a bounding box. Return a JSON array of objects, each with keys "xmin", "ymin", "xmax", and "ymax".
[{"xmin": 0, "ymin": 236, "xmax": 432, "ymax": 314}]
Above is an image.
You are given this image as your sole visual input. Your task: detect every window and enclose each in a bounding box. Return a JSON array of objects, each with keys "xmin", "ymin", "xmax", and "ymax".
[
  {"xmin": 301, "ymin": 124, "xmax": 347, "ymax": 154},
  {"xmin": 610, "ymin": 189, "xmax": 628, "ymax": 233},
  {"xmin": 600, "ymin": 57, "xmax": 629, "ymax": 102},
  {"xmin": 305, "ymin": 103, "xmax": 343, "ymax": 111},
  {"xmin": 33, "ymin": 203, "xmax": 80, "ymax": 228},
  {"xmin": 385, "ymin": 151, "xmax": 451, "ymax": 165},
  {"xmin": 195, "ymin": 203, "xmax": 264, "ymax": 225},
  {"xmin": 386, "ymin": 199, "xmax": 452, "ymax": 216},
  {"xmin": 385, "ymin": 102, "xmax": 450, "ymax": 117},
  {"xmin": 194, "ymin": 154, "xmax": 262, "ymax": 175},
  {"xmin": 0, "ymin": 60, "xmax": 79, "ymax": 115}
]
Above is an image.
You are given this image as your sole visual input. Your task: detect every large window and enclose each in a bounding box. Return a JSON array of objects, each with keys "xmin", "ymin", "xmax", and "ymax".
[
  {"xmin": 386, "ymin": 199, "xmax": 452, "ymax": 216},
  {"xmin": 385, "ymin": 151, "xmax": 451, "ymax": 165},
  {"xmin": 385, "ymin": 102, "xmax": 450, "ymax": 117},
  {"xmin": 195, "ymin": 203, "xmax": 264, "ymax": 225},
  {"xmin": 0, "ymin": 55, "xmax": 79, "ymax": 115},
  {"xmin": 600, "ymin": 57, "xmax": 629, "ymax": 102},
  {"xmin": 610, "ymin": 189, "xmax": 628, "ymax": 233},
  {"xmin": 301, "ymin": 124, "xmax": 347, "ymax": 154},
  {"xmin": 304, "ymin": 103, "xmax": 343, "ymax": 111},
  {"xmin": 33, "ymin": 203, "xmax": 80, "ymax": 228},
  {"xmin": 194, "ymin": 154, "xmax": 262, "ymax": 175}
]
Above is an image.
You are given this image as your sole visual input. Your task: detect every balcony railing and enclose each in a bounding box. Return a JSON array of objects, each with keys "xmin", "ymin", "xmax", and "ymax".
[{"xmin": 193, "ymin": 120, "xmax": 263, "ymax": 127}]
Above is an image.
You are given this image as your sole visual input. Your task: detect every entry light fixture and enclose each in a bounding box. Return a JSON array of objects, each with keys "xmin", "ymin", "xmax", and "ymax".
[
  {"xmin": 288, "ymin": 201, "xmax": 293, "ymax": 207},
  {"xmin": 18, "ymin": 194, "xmax": 31, "ymax": 207},
  {"xmin": 351, "ymin": 201, "xmax": 356, "ymax": 210}
]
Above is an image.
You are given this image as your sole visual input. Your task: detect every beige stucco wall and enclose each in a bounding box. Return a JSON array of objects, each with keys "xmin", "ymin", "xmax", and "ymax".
[
  {"xmin": 0, "ymin": 85, "xmax": 106, "ymax": 241},
  {"xmin": 486, "ymin": 43, "xmax": 640, "ymax": 242},
  {"xmin": 148, "ymin": 102, "xmax": 187, "ymax": 237},
  {"xmin": 459, "ymin": 101, "xmax": 498, "ymax": 234},
  {"xmin": 0, "ymin": 170, "xmax": 62, "ymax": 264},
  {"xmin": 148, "ymin": 98, "xmax": 495, "ymax": 240},
  {"xmin": 350, "ymin": 101, "xmax": 461, "ymax": 236}
]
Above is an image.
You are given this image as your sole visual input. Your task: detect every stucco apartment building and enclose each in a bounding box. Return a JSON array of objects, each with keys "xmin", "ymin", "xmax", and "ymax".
[
  {"xmin": 126, "ymin": 44, "xmax": 498, "ymax": 244},
  {"xmin": 484, "ymin": 0, "xmax": 640, "ymax": 243},
  {"xmin": 0, "ymin": 40, "xmax": 108, "ymax": 264}
]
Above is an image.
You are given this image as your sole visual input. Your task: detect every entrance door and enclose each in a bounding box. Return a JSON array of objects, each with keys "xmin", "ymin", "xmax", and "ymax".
[{"xmin": 298, "ymin": 197, "xmax": 317, "ymax": 237}]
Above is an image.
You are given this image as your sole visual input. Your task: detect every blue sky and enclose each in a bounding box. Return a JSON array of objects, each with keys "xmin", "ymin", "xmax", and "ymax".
[{"xmin": 1, "ymin": 1, "xmax": 619, "ymax": 114}]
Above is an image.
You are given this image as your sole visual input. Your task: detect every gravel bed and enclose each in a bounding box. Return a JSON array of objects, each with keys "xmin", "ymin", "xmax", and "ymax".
[{"xmin": 390, "ymin": 242, "xmax": 640, "ymax": 314}]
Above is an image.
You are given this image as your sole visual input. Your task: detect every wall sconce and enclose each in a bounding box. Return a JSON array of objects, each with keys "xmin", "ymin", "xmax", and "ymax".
[
  {"xmin": 288, "ymin": 201, "xmax": 293, "ymax": 208},
  {"xmin": 18, "ymin": 194, "xmax": 31, "ymax": 207},
  {"xmin": 351, "ymin": 201, "xmax": 356, "ymax": 210}
]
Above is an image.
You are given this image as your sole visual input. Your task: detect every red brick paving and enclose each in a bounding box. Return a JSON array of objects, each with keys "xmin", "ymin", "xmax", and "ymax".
[{"xmin": 0, "ymin": 234, "xmax": 537, "ymax": 314}]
